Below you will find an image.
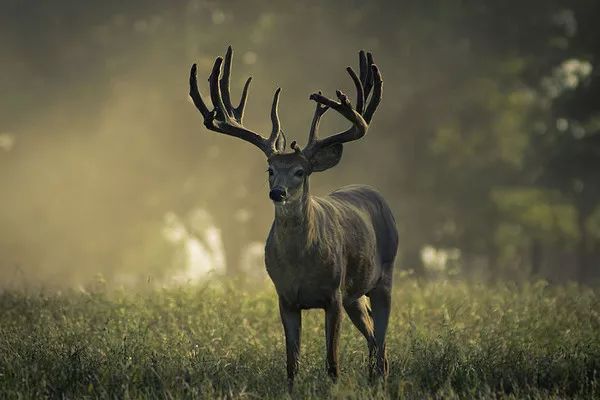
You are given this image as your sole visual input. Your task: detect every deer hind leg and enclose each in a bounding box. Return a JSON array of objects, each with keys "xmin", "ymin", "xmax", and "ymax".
[
  {"xmin": 368, "ymin": 271, "xmax": 393, "ymax": 379},
  {"xmin": 343, "ymin": 296, "xmax": 376, "ymax": 371}
]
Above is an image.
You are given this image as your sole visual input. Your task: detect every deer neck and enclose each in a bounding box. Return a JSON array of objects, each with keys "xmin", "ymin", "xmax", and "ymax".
[{"xmin": 273, "ymin": 179, "xmax": 314, "ymax": 241}]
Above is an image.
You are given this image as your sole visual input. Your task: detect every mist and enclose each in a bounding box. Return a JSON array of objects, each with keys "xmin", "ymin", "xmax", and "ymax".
[{"xmin": 1, "ymin": 0, "xmax": 599, "ymax": 288}]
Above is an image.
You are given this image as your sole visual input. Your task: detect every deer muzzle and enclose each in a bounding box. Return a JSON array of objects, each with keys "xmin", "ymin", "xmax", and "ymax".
[{"xmin": 269, "ymin": 187, "xmax": 287, "ymax": 202}]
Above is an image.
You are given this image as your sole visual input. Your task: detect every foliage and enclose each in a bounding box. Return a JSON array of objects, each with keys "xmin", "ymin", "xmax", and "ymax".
[{"xmin": 1, "ymin": 280, "xmax": 599, "ymax": 399}]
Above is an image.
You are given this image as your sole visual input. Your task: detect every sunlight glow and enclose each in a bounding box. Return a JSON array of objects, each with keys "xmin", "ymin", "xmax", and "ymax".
[
  {"xmin": 162, "ymin": 210, "xmax": 226, "ymax": 283},
  {"xmin": 0, "ymin": 133, "xmax": 15, "ymax": 152}
]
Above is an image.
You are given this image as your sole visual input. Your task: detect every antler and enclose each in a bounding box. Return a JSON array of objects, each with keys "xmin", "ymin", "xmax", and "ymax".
[
  {"xmin": 303, "ymin": 51, "xmax": 383, "ymax": 158},
  {"xmin": 189, "ymin": 46, "xmax": 285, "ymax": 156}
]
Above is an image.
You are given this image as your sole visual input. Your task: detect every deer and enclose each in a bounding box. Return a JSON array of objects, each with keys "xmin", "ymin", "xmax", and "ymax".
[{"xmin": 188, "ymin": 46, "xmax": 398, "ymax": 390}]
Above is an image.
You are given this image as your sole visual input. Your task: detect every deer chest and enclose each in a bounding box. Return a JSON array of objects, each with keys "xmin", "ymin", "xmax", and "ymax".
[{"xmin": 265, "ymin": 252, "xmax": 342, "ymax": 309}]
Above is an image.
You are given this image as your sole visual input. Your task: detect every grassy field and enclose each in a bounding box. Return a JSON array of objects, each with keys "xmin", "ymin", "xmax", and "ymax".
[{"xmin": 0, "ymin": 279, "xmax": 599, "ymax": 399}]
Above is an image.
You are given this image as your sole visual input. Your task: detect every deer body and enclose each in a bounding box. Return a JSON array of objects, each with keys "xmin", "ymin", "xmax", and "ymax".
[
  {"xmin": 189, "ymin": 46, "xmax": 397, "ymax": 389},
  {"xmin": 266, "ymin": 184, "xmax": 397, "ymax": 308}
]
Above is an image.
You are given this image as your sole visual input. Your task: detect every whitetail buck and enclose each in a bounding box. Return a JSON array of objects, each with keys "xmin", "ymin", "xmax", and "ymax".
[{"xmin": 189, "ymin": 47, "xmax": 398, "ymax": 389}]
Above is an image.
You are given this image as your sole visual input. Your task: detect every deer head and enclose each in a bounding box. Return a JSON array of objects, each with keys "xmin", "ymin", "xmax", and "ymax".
[{"xmin": 189, "ymin": 47, "xmax": 382, "ymax": 206}]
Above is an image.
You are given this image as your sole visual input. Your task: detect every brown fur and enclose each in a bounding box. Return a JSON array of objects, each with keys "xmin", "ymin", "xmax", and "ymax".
[
  {"xmin": 264, "ymin": 153, "xmax": 398, "ymax": 387},
  {"xmin": 188, "ymin": 47, "xmax": 395, "ymax": 390}
]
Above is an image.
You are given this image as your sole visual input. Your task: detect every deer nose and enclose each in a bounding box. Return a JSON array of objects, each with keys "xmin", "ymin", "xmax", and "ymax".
[{"xmin": 269, "ymin": 187, "xmax": 287, "ymax": 202}]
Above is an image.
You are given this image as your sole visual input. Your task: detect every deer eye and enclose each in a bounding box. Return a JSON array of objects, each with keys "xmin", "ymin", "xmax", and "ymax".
[
  {"xmin": 294, "ymin": 169, "xmax": 304, "ymax": 177},
  {"xmin": 267, "ymin": 167, "xmax": 274, "ymax": 176}
]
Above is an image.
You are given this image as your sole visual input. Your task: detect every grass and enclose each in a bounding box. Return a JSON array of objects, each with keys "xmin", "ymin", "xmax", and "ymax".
[{"xmin": 0, "ymin": 279, "xmax": 599, "ymax": 399}]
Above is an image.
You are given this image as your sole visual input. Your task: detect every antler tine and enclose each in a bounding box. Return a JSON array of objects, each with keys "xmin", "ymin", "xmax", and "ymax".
[
  {"xmin": 275, "ymin": 130, "xmax": 287, "ymax": 153},
  {"xmin": 364, "ymin": 64, "xmax": 382, "ymax": 123},
  {"xmin": 189, "ymin": 64, "xmax": 210, "ymax": 117},
  {"xmin": 307, "ymin": 91, "xmax": 329, "ymax": 147},
  {"xmin": 234, "ymin": 77, "xmax": 252, "ymax": 122},
  {"xmin": 346, "ymin": 67, "xmax": 364, "ymax": 113},
  {"xmin": 303, "ymin": 50, "xmax": 382, "ymax": 157},
  {"xmin": 219, "ymin": 47, "xmax": 254, "ymax": 122},
  {"xmin": 358, "ymin": 50, "xmax": 368, "ymax": 89},
  {"xmin": 208, "ymin": 56, "xmax": 228, "ymax": 120},
  {"xmin": 267, "ymin": 88, "xmax": 284, "ymax": 152},
  {"xmin": 364, "ymin": 52, "xmax": 375, "ymax": 100},
  {"xmin": 189, "ymin": 47, "xmax": 278, "ymax": 157},
  {"xmin": 305, "ymin": 90, "xmax": 368, "ymax": 155},
  {"xmin": 219, "ymin": 46, "xmax": 234, "ymax": 117}
]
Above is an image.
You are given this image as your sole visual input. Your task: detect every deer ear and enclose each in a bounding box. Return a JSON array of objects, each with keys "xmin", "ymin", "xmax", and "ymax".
[{"xmin": 309, "ymin": 143, "xmax": 343, "ymax": 172}]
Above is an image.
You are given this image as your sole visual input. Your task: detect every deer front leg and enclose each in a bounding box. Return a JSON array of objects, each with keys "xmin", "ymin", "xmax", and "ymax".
[
  {"xmin": 279, "ymin": 299, "xmax": 301, "ymax": 392},
  {"xmin": 325, "ymin": 293, "xmax": 342, "ymax": 382}
]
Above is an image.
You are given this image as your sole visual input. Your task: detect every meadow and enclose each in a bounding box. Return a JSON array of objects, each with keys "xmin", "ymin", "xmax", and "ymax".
[{"xmin": 0, "ymin": 279, "xmax": 599, "ymax": 399}]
